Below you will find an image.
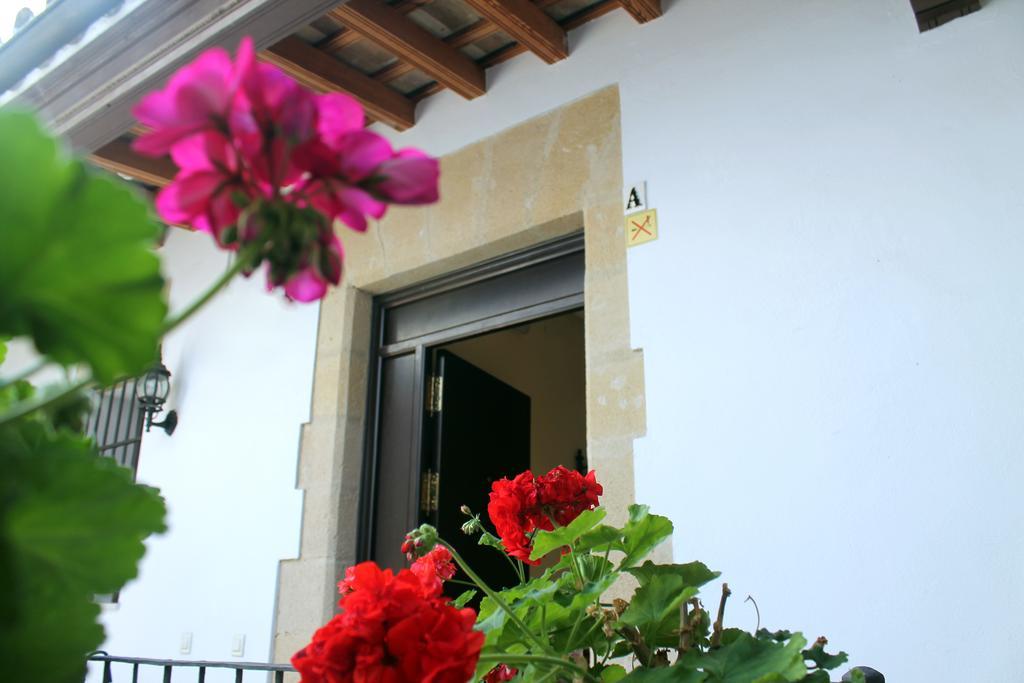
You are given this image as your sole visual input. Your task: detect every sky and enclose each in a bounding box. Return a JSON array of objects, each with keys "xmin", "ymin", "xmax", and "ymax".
[{"xmin": 0, "ymin": 0, "xmax": 48, "ymax": 43}]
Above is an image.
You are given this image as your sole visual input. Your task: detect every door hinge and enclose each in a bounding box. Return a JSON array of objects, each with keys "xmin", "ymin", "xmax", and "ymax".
[
  {"xmin": 420, "ymin": 469, "xmax": 440, "ymax": 514},
  {"xmin": 426, "ymin": 374, "xmax": 444, "ymax": 415}
]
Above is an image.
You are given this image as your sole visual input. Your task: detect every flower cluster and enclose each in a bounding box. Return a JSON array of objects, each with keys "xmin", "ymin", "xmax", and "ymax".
[
  {"xmin": 292, "ymin": 557, "xmax": 481, "ymax": 683},
  {"xmin": 133, "ymin": 37, "xmax": 438, "ymax": 302},
  {"xmin": 487, "ymin": 466, "xmax": 603, "ymax": 563}
]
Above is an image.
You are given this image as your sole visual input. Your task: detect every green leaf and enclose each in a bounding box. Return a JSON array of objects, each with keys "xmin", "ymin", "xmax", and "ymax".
[
  {"xmin": 530, "ymin": 507, "xmax": 607, "ymax": 561},
  {"xmin": 3, "ymin": 423, "xmax": 167, "ymax": 591},
  {"xmin": 692, "ymin": 631, "xmax": 808, "ymax": 683},
  {"xmin": 479, "ymin": 531, "xmax": 505, "ymax": 549},
  {"xmin": 0, "ymin": 111, "xmax": 166, "ymax": 384},
  {"xmin": 452, "ymin": 589, "xmax": 477, "ymax": 609},
  {"xmin": 0, "ymin": 419, "xmax": 167, "ymax": 680},
  {"xmin": 620, "ymin": 505, "xmax": 674, "ymax": 568},
  {"xmin": 0, "ymin": 379, "xmax": 34, "ymax": 413},
  {"xmin": 577, "ymin": 524, "xmax": 626, "ymax": 553},
  {"xmin": 620, "ymin": 573, "xmax": 700, "ymax": 648},
  {"xmin": 801, "ymin": 642, "xmax": 848, "ymax": 671},
  {"xmin": 626, "ymin": 561, "xmax": 720, "ymax": 590},
  {"xmin": 620, "ymin": 665, "xmax": 707, "ymax": 683},
  {"xmin": 0, "ymin": 337, "xmax": 7, "ymax": 366},
  {"xmin": 756, "ymin": 630, "xmax": 794, "ymax": 643},
  {"xmin": 601, "ymin": 665, "xmax": 629, "ymax": 683}
]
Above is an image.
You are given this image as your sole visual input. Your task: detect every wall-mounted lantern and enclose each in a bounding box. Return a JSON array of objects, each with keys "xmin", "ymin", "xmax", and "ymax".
[{"xmin": 136, "ymin": 361, "xmax": 178, "ymax": 435}]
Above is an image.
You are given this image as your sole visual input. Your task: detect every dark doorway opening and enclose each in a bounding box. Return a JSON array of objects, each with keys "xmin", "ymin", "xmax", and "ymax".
[{"xmin": 359, "ymin": 234, "xmax": 586, "ymax": 593}]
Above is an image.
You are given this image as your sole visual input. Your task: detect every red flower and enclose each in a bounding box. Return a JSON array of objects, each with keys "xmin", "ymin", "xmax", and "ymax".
[
  {"xmin": 536, "ymin": 466, "xmax": 603, "ymax": 526},
  {"xmin": 483, "ymin": 664, "xmax": 518, "ymax": 683},
  {"xmin": 294, "ymin": 562, "xmax": 483, "ymax": 683},
  {"xmin": 410, "ymin": 546, "xmax": 456, "ymax": 595},
  {"xmin": 487, "ymin": 468, "xmax": 603, "ymax": 564},
  {"xmin": 487, "ymin": 471, "xmax": 544, "ymax": 564}
]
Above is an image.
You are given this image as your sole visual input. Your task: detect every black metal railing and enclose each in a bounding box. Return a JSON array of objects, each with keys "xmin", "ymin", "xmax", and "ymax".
[
  {"xmin": 86, "ymin": 652, "xmax": 880, "ymax": 683},
  {"xmin": 87, "ymin": 652, "xmax": 295, "ymax": 683},
  {"xmin": 86, "ymin": 377, "xmax": 145, "ymax": 474}
]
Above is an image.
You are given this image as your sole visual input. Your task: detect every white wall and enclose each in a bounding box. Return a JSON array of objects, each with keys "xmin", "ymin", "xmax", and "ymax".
[
  {"xmin": 90, "ymin": 228, "xmax": 319, "ymax": 681},
  {"xmin": 380, "ymin": 2, "xmax": 1024, "ymax": 680}
]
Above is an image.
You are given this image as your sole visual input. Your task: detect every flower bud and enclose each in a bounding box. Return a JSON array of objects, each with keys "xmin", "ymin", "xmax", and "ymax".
[{"xmin": 402, "ymin": 524, "xmax": 439, "ymax": 559}]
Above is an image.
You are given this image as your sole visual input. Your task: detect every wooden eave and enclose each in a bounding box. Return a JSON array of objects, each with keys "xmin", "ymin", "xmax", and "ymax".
[{"xmin": 91, "ymin": 0, "xmax": 663, "ymax": 183}]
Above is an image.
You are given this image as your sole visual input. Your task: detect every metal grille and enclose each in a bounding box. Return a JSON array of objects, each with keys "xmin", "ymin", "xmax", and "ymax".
[
  {"xmin": 86, "ymin": 377, "xmax": 145, "ymax": 476},
  {"xmin": 88, "ymin": 653, "xmax": 294, "ymax": 683}
]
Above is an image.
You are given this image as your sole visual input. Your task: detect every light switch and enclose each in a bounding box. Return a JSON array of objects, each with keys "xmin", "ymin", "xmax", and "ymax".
[
  {"xmin": 180, "ymin": 632, "xmax": 192, "ymax": 655},
  {"xmin": 231, "ymin": 634, "xmax": 245, "ymax": 658}
]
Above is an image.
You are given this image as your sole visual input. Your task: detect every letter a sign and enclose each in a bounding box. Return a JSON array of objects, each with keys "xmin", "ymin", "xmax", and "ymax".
[{"xmin": 624, "ymin": 182, "xmax": 647, "ymax": 212}]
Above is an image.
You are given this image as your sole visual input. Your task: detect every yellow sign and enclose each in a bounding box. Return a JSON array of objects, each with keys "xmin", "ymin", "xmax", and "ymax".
[{"xmin": 625, "ymin": 209, "xmax": 657, "ymax": 247}]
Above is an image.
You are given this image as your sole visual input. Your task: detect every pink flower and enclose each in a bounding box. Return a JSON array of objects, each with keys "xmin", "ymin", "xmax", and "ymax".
[
  {"xmin": 281, "ymin": 232, "xmax": 343, "ymax": 303},
  {"xmin": 314, "ymin": 93, "xmax": 365, "ymax": 148},
  {"xmin": 231, "ymin": 61, "xmax": 317, "ymax": 189},
  {"xmin": 131, "ymin": 35, "xmax": 441, "ymax": 304},
  {"xmin": 293, "ymin": 130, "xmax": 392, "ymax": 232},
  {"xmin": 373, "ymin": 149, "xmax": 440, "ymax": 205},
  {"xmin": 132, "ymin": 38, "xmax": 254, "ymax": 156},
  {"xmin": 155, "ymin": 132, "xmax": 251, "ymax": 245},
  {"xmin": 253, "ymin": 211, "xmax": 344, "ymax": 303}
]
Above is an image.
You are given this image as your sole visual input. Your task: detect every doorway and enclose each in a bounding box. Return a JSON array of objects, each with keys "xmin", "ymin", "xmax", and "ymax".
[{"xmin": 359, "ymin": 234, "xmax": 586, "ymax": 590}]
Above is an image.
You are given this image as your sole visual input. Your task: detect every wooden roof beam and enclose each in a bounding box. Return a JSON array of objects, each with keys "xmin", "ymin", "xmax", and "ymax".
[
  {"xmin": 461, "ymin": 0, "xmax": 568, "ymax": 64},
  {"xmin": 90, "ymin": 138, "xmax": 176, "ymax": 187},
  {"xmin": 262, "ymin": 36, "xmax": 416, "ymax": 130},
  {"xmin": 330, "ymin": 0, "xmax": 485, "ymax": 99},
  {"xmin": 617, "ymin": 0, "xmax": 661, "ymax": 23},
  {"xmin": 371, "ymin": 17, "xmax": 498, "ymax": 84}
]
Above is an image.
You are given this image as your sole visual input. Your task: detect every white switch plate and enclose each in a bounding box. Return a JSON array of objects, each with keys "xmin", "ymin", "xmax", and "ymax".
[
  {"xmin": 231, "ymin": 634, "xmax": 245, "ymax": 658},
  {"xmin": 180, "ymin": 632, "xmax": 192, "ymax": 655}
]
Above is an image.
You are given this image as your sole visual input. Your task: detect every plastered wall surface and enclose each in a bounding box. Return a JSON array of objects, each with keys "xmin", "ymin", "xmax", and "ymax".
[
  {"xmin": 375, "ymin": 1, "xmax": 1024, "ymax": 681},
  {"xmin": 80, "ymin": 1, "xmax": 1024, "ymax": 680},
  {"xmin": 87, "ymin": 228, "xmax": 318, "ymax": 682}
]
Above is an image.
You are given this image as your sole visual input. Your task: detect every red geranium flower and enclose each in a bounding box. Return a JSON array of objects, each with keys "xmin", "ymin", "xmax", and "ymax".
[
  {"xmin": 294, "ymin": 561, "xmax": 483, "ymax": 683},
  {"xmin": 410, "ymin": 545, "xmax": 456, "ymax": 596},
  {"xmin": 487, "ymin": 467, "xmax": 602, "ymax": 564},
  {"xmin": 487, "ymin": 471, "xmax": 544, "ymax": 564},
  {"xmin": 536, "ymin": 466, "xmax": 603, "ymax": 526}
]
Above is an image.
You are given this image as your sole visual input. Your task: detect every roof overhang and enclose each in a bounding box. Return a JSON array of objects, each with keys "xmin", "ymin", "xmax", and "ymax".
[{"xmin": 5, "ymin": 0, "xmax": 345, "ymax": 152}]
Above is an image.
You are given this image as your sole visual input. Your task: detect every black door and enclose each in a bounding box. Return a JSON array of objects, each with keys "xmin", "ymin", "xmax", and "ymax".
[
  {"xmin": 359, "ymin": 233, "xmax": 583, "ymax": 573},
  {"xmin": 428, "ymin": 351, "xmax": 530, "ymax": 594}
]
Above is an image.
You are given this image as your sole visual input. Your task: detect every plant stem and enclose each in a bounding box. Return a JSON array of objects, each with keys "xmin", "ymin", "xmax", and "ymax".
[
  {"xmin": 476, "ymin": 653, "xmax": 596, "ymax": 682},
  {"xmin": 163, "ymin": 251, "xmax": 252, "ymax": 334},
  {"xmin": 710, "ymin": 582, "xmax": 731, "ymax": 648},
  {"xmin": 678, "ymin": 600, "xmax": 691, "ymax": 658},
  {"xmin": 0, "ymin": 377, "xmax": 92, "ymax": 427},
  {"xmin": 439, "ymin": 541, "xmax": 552, "ymax": 655}
]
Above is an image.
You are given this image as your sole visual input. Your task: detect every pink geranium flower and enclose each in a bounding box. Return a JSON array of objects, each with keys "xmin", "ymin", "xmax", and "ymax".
[
  {"xmin": 373, "ymin": 149, "xmax": 440, "ymax": 205},
  {"xmin": 132, "ymin": 38, "xmax": 254, "ymax": 156},
  {"xmin": 293, "ymin": 129, "xmax": 393, "ymax": 232},
  {"xmin": 155, "ymin": 132, "xmax": 251, "ymax": 245},
  {"xmin": 132, "ymin": 37, "xmax": 440, "ymax": 303}
]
